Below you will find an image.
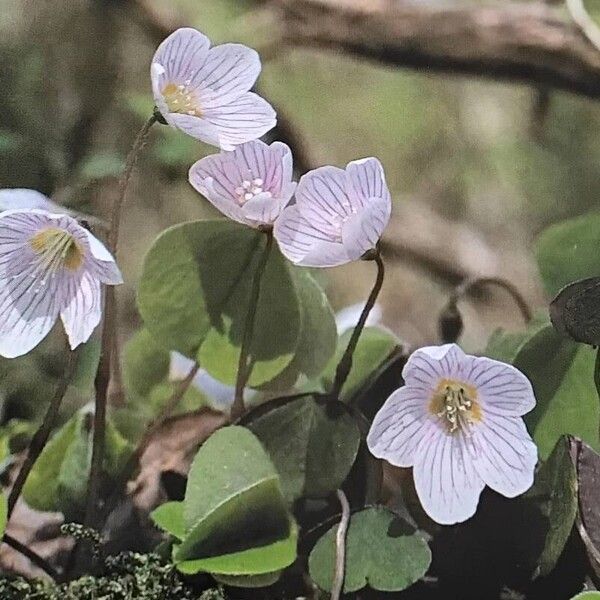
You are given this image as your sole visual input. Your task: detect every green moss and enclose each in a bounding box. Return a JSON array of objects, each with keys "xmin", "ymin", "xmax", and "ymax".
[{"xmin": 0, "ymin": 553, "xmax": 227, "ymax": 600}]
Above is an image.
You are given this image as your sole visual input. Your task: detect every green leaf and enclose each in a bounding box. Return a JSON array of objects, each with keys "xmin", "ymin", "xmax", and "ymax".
[
  {"xmin": 263, "ymin": 268, "xmax": 338, "ymax": 389},
  {"xmin": 213, "ymin": 571, "xmax": 281, "ymax": 588},
  {"xmin": 526, "ymin": 437, "xmax": 578, "ymax": 577},
  {"xmin": 177, "ymin": 426, "xmax": 291, "ymax": 564},
  {"xmin": 176, "ymin": 521, "xmax": 297, "ymax": 576},
  {"xmin": 123, "ymin": 328, "xmax": 171, "ymax": 399},
  {"xmin": 320, "ymin": 327, "xmax": 400, "ymax": 401},
  {"xmin": 535, "ymin": 213, "xmax": 600, "ymax": 297},
  {"xmin": 570, "ymin": 593, "xmax": 600, "ymax": 599},
  {"xmin": 70, "ymin": 338, "xmax": 101, "ymax": 392},
  {"xmin": 23, "ymin": 409, "xmax": 132, "ymax": 515},
  {"xmin": 484, "ymin": 315, "xmax": 549, "ymax": 363},
  {"xmin": 151, "ymin": 501, "xmax": 186, "ymax": 540},
  {"xmin": 308, "ymin": 507, "xmax": 431, "ymax": 593},
  {"xmin": 138, "ymin": 221, "xmax": 301, "ymax": 385},
  {"xmin": 248, "ymin": 396, "xmax": 361, "ymax": 502},
  {"xmin": 512, "ymin": 324, "xmax": 600, "ymax": 458},
  {"xmin": 0, "ymin": 491, "xmax": 7, "ymax": 539}
]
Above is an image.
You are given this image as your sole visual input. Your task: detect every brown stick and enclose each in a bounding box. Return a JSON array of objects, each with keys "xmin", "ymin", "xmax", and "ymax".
[
  {"xmin": 275, "ymin": 0, "xmax": 600, "ymax": 101},
  {"xmin": 2, "ymin": 534, "xmax": 59, "ymax": 581}
]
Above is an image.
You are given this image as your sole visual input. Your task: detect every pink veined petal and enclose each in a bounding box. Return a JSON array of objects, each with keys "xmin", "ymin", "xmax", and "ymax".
[
  {"xmin": 273, "ymin": 205, "xmax": 351, "ymax": 267},
  {"xmin": 194, "ymin": 44, "xmax": 261, "ymax": 108},
  {"xmin": 341, "ymin": 196, "xmax": 391, "ymax": 260},
  {"xmin": 60, "ymin": 271, "xmax": 102, "ymax": 349},
  {"xmin": 189, "ymin": 160, "xmax": 251, "ymax": 226},
  {"xmin": 413, "ymin": 429, "xmax": 485, "ymax": 525},
  {"xmin": 471, "ymin": 414, "xmax": 537, "ymax": 498},
  {"xmin": 0, "ymin": 189, "xmax": 62, "ymax": 213},
  {"xmin": 460, "ymin": 355, "xmax": 536, "ymax": 417},
  {"xmin": 367, "ymin": 386, "xmax": 429, "ymax": 468},
  {"xmin": 0, "ymin": 258, "xmax": 64, "ymax": 358},
  {"xmin": 151, "ymin": 28, "xmax": 210, "ymax": 95},
  {"xmin": 241, "ymin": 192, "xmax": 283, "ymax": 225},
  {"xmin": 402, "ymin": 344, "xmax": 466, "ymax": 393},
  {"xmin": 295, "ymin": 166, "xmax": 354, "ymax": 238},
  {"xmin": 201, "ymin": 92, "xmax": 277, "ymax": 151},
  {"xmin": 346, "ymin": 157, "xmax": 391, "ymax": 206},
  {"xmin": 165, "ymin": 112, "xmax": 223, "ymax": 147},
  {"xmin": 83, "ymin": 230, "xmax": 123, "ymax": 285},
  {"xmin": 275, "ymin": 142, "xmax": 294, "ymax": 202}
]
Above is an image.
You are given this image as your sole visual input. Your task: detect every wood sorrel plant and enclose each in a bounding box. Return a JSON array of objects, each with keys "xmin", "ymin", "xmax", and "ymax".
[{"xmin": 2, "ymin": 20, "xmax": 598, "ymax": 600}]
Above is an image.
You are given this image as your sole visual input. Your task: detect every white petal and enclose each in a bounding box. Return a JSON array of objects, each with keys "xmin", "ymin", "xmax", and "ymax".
[
  {"xmin": 151, "ymin": 28, "xmax": 210, "ymax": 100},
  {"xmin": 273, "ymin": 205, "xmax": 350, "ymax": 267},
  {"xmin": 195, "ymin": 44, "xmax": 260, "ymax": 108},
  {"xmin": 241, "ymin": 192, "xmax": 282, "ymax": 225},
  {"xmin": 402, "ymin": 344, "xmax": 465, "ymax": 393},
  {"xmin": 341, "ymin": 196, "xmax": 390, "ymax": 260},
  {"xmin": 201, "ymin": 92, "xmax": 276, "ymax": 151},
  {"xmin": 170, "ymin": 351, "xmax": 197, "ymax": 381},
  {"xmin": 462, "ymin": 355, "xmax": 536, "ymax": 417},
  {"xmin": 346, "ymin": 157, "xmax": 391, "ymax": 206},
  {"xmin": 60, "ymin": 272, "xmax": 102, "ymax": 349},
  {"xmin": 83, "ymin": 231, "xmax": 123, "ymax": 285},
  {"xmin": 0, "ymin": 189, "xmax": 61, "ymax": 212},
  {"xmin": 413, "ymin": 429, "xmax": 485, "ymax": 525},
  {"xmin": 165, "ymin": 112, "xmax": 223, "ymax": 147},
  {"xmin": 472, "ymin": 415, "xmax": 537, "ymax": 498},
  {"xmin": 295, "ymin": 166, "xmax": 353, "ymax": 238},
  {"xmin": 367, "ymin": 386, "xmax": 429, "ymax": 467}
]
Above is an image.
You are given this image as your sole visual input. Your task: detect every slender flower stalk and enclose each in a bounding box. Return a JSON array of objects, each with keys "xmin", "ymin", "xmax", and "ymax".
[
  {"xmin": 85, "ymin": 114, "xmax": 155, "ymax": 530},
  {"xmin": 330, "ymin": 248, "xmax": 385, "ymax": 400},
  {"xmin": 231, "ymin": 231, "xmax": 274, "ymax": 420},
  {"xmin": 8, "ymin": 349, "xmax": 77, "ymax": 517},
  {"xmin": 331, "ymin": 489, "xmax": 350, "ymax": 600}
]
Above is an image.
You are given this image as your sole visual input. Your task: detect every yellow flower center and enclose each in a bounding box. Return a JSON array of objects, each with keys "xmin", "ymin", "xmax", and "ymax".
[
  {"xmin": 29, "ymin": 227, "xmax": 84, "ymax": 272},
  {"xmin": 429, "ymin": 379, "xmax": 482, "ymax": 434},
  {"xmin": 162, "ymin": 82, "xmax": 202, "ymax": 117}
]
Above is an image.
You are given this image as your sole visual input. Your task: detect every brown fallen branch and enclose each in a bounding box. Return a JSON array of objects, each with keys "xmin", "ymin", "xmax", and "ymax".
[{"xmin": 275, "ymin": 0, "xmax": 600, "ymax": 101}]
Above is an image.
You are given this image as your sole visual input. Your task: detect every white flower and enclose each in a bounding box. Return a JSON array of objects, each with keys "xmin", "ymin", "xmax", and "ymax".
[
  {"xmin": 0, "ymin": 208, "xmax": 123, "ymax": 357},
  {"xmin": 273, "ymin": 157, "xmax": 391, "ymax": 267},
  {"xmin": 0, "ymin": 189, "xmax": 63, "ymax": 212},
  {"xmin": 367, "ymin": 344, "xmax": 538, "ymax": 525},
  {"xmin": 189, "ymin": 140, "xmax": 295, "ymax": 228},
  {"xmin": 151, "ymin": 27, "xmax": 276, "ymax": 150}
]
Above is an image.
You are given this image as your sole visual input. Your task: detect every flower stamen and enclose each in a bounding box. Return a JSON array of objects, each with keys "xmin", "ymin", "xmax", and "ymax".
[
  {"xmin": 234, "ymin": 178, "xmax": 270, "ymax": 205},
  {"xmin": 430, "ymin": 380, "xmax": 482, "ymax": 434},
  {"xmin": 162, "ymin": 82, "xmax": 202, "ymax": 117},
  {"xmin": 29, "ymin": 227, "xmax": 84, "ymax": 273}
]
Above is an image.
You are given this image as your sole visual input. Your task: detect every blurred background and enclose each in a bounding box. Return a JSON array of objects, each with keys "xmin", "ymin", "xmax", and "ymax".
[{"xmin": 0, "ymin": 0, "xmax": 599, "ymax": 420}]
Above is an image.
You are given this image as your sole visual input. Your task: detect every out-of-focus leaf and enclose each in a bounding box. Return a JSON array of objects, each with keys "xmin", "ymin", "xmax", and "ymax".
[
  {"xmin": 77, "ymin": 152, "xmax": 124, "ymax": 180},
  {"xmin": 23, "ymin": 409, "xmax": 132, "ymax": 516},
  {"xmin": 570, "ymin": 593, "xmax": 600, "ymax": 599},
  {"xmin": 513, "ymin": 324, "xmax": 600, "ymax": 458},
  {"xmin": 308, "ymin": 506, "xmax": 431, "ymax": 593},
  {"xmin": 138, "ymin": 221, "xmax": 301, "ymax": 386},
  {"xmin": 70, "ymin": 338, "xmax": 101, "ymax": 392},
  {"xmin": 320, "ymin": 327, "xmax": 401, "ymax": 401},
  {"xmin": 550, "ymin": 277, "xmax": 600, "ymax": 346},
  {"xmin": 526, "ymin": 437, "xmax": 578, "ymax": 577},
  {"xmin": 535, "ymin": 213, "xmax": 600, "ymax": 297},
  {"xmin": 213, "ymin": 571, "xmax": 281, "ymax": 588},
  {"xmin": 151, "ymin": 501, "xmax": 186, "ymax": 540},
  {"xmin": 247, "ymin": 396, "xmax": 361, "ymax": 502},
  {"xmin": 0, "ymin": 491, "xmax": 7, "ymax": 538},
  {"xmin": 484, "ymin": 315, "xmax": 549, "ymax": 363},
  {"xmin": 175, "ymin": 426, "xmax": 291, "ymax": 568}
]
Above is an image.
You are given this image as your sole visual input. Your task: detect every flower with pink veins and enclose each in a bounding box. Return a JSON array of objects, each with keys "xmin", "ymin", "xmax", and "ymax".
[
  {"xmin": 151, "ymin": 27, "xmax": 276, "ymax": 150},
  {"xmin": 189, "ymin": 139, "xmax": 296, "ymax": 228},
  {"xmin": 273, "ymin": 157, "xmax": 391, "ymax": 267},
  {"xmin": 367, "ymin": 343, "xmax": 538, "ymax": 525},
  {"xmin": 0, "ymin": 208, "xmax": 122, "ymax": 358}
]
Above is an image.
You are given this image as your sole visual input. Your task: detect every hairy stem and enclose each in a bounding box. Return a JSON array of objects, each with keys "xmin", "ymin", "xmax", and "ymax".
[
  {"xmin": 2, "ymin": 534, "xmax": 59, "ymax": 581},
  {"xmin": 231, "ymin": 231, "xmax": 274, "ymax": 420},
  {"xmin": 85, "ymin": 114, "xmax": 156, "ymax": 530},
  {"xmin": 330, "ymin": 250, "xmax": 385, "ymax": 400},
  {"xmin": 332, "ymin": 488, "xmax": 351, "ymax": 600},
  {"xmin": 8, "ymin": 351, "xmax": 76, "ymax": 517}
]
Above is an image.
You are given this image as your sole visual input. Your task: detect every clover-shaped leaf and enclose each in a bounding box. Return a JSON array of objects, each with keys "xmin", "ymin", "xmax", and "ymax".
[
  {"xmin": 247, "ymin": 396, "xmax": 361, "ymax": 502},
  {"xmin": 308, "ymin": 506, "xmax": 431, "ymax": 593}
]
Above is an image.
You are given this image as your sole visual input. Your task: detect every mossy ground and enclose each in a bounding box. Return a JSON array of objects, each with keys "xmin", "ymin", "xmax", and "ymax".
[{"xmin": 0, "ymin": 552, "xmax": 227, "ymax": 600}]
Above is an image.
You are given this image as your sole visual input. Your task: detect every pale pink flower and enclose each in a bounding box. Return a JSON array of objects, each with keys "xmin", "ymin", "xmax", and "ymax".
[
  {"xmin": 189, "ymin": 139, "xmax": 295, "ymax": 228},
  {"xmin": 0, "ymin": 208, "xmax": 122, "ymax": 357},
  {"xmin": 367, "ymin": 344, "xmax": 538, "ymax": 525},
  {"xmin": 151, "ymin": 27, "xmax": 276, "ymax": 150},
  {"xmin": 273, "ymin": 157, "xmax": 391, "ymax": 267}
]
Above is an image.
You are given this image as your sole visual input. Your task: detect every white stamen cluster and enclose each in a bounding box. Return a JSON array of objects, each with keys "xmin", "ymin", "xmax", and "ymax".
[
  {"xmin": 234, "ymin": 178, "xmax": 265, "ymax": 205},
  {"xmin": 163, "ymin": 79, "xmax": 201, "ymax": 117},
  {"xmin": 437, "ymin": 385, "xmax": 474, "ymax": 433}
]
